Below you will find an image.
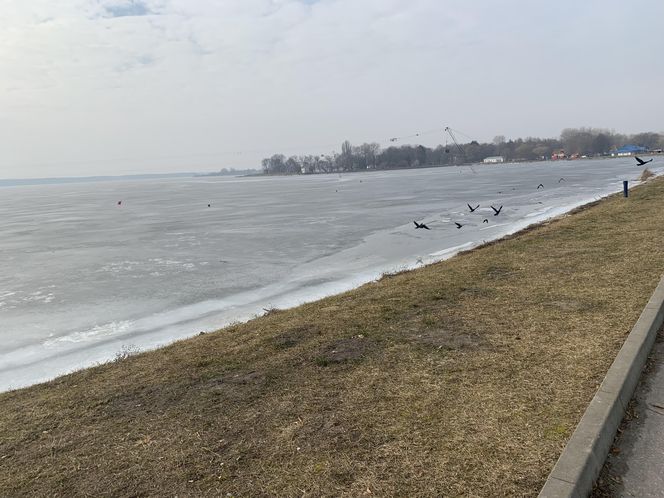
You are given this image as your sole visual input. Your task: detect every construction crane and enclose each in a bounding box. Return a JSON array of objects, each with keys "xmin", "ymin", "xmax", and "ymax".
[
  {"xmin": 444, "ymin": 127, "xmax": 466, "ymax": 158},
  {"xmin": 444, "ymin": 127, "xmax": 479, "ymax": 173}
]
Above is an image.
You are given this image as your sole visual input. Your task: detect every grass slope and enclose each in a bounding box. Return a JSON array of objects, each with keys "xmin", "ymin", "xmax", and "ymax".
[{"xmin": 3, "ymin": 178, "xmax": 664, "ymax": 497}]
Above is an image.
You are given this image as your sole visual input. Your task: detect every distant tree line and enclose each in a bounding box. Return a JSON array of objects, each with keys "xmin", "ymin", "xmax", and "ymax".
[{"xmin": 260, "ymin": 128, "xmax": 664, "ymax": 175}]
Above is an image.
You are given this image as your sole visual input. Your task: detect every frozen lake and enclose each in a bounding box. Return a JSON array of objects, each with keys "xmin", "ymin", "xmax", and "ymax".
[{"xmin": 0, "ymin": 158, "xmax": 658, "ymax": 391}]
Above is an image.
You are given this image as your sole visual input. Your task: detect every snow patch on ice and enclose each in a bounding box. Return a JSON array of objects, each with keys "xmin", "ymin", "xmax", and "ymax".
[{"xmin": 43, "ymin": 321, "xmax": 133, "ymax": 347}]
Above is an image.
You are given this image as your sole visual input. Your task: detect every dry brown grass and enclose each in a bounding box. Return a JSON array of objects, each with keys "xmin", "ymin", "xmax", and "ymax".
[
  {"xmin": 3, "ymin": 178, "xmax": 664, "ymax": 497},
  {"xmin": 639, "ymin": 168, "xmax": 655, "ymax": 181}
]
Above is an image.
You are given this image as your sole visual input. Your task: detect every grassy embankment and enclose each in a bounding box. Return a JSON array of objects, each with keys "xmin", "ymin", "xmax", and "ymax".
[{"xmin": 3, "ymin": 177, "xmax": 664, "ymax": 497}]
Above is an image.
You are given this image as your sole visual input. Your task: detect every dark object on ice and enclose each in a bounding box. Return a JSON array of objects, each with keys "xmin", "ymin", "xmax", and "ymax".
[
  {"xmin": 454, "ymin": 222, "xmax": 464, "ymax": 229},
  {"xmin": 414, "ymin": 221, "xmax": 430, "ymax": 230},
  {"xmin": 491, "ymin": 205, "xmax": 503, "ymax": 216},
  {"xmin": 635, "ymin": 156, "xmax": 653, "ymax": 166},
  {"xmin": 117, "ymin": 200, "xmax": 122, "ymax": 206},
  {"xmin": 207, "ymin": 204, "xmax": 211, "ymax": 207},
  {"xmin": 483, "ymin": 219, "xmax": 489, "ymax": 223},
  {"xmin": 558, "ymin": 177, "xmax": 566, "ymax": 183},
  {"xmin": 537, "ymin": 183, "xmax": 544, "ymax": 189},
  {"xmin": 467, "ymin": 203, "xmax": 479, "ymax": 212}
]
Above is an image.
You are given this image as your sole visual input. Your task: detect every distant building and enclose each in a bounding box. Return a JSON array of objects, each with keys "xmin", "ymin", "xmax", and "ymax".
[
  {"xmin": 612, "ymin": 145, "xmax": 648, "ymax": 157},
  {"xmin": 483, "ymin": 156, "xmax": 504, "ymax": 164}
]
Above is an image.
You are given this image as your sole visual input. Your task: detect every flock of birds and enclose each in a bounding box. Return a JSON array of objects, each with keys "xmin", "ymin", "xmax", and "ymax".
[
  {"xmin": 413, "ymin": 180, "xmax": 555, "ymax": 232},
  {"xmin": 412, "ymin": 156, "xmax": 657, "ymax": 233}
]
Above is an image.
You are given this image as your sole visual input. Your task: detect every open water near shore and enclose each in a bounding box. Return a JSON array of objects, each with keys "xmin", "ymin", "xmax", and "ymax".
[{"xmin": 0, "ymin": 158, "xmax": 659, "ymax": 391}]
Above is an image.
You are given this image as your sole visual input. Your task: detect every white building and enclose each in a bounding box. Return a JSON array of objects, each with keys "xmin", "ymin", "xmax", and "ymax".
[{"xmin": 483, "ymin": 156, "xmax": 504, "ymax": 164}]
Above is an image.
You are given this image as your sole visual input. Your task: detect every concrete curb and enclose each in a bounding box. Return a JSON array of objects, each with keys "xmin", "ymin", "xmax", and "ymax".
[{"xmin": 539, "ymin": 276, "xmax": 664, "ymax": 498}]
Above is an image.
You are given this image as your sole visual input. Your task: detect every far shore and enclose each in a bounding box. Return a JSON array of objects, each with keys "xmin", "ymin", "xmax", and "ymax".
[{"xmin": 257, "ymin": 152, "xmax": 661, "ymax": 177}]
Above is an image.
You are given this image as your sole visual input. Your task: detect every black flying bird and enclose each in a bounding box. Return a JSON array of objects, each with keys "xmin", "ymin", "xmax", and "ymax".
[
  {"xmin": 491, "ymin": 205, "xmax": 503, "ymax": 216},
  {"xmin": 537, "ymin": 183, "xmax": 544, "ymax": 189},
  {"xmin": 413, "ymin": 221, "xmax": 430, "ymax": 230},
  {"xmin": 454, "ymin": 222, "xmax": 464, "ymax": 229},
  {"xmin": 635, "ymin": 156, "xmax": 653, "ymax": 166},
  {"xmin": 467, "ymin": 203, "xmax": 480, "ymax": 212}
]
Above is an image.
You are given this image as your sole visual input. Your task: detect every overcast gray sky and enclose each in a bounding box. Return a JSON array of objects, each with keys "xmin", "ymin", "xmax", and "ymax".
[{"xmin": 1, "ymin": 0, "xmax": 663, "ymax": 178}]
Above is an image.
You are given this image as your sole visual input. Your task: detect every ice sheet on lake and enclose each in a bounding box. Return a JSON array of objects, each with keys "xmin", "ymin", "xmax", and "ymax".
[{"xmin": 0, "ymin": 158, "xmax": 660, "ymax": 391}]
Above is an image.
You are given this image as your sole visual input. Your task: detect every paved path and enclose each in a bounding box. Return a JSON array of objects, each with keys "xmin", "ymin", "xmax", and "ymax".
[{"xmin": 594, "ymin": 331, "xmax": 664, "ymax": 497}]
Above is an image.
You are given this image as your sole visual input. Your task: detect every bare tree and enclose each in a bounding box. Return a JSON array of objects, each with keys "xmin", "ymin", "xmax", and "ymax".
[{"xmin": 341, "ymin": 140, "xmax": 353, "ymax": 171}]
